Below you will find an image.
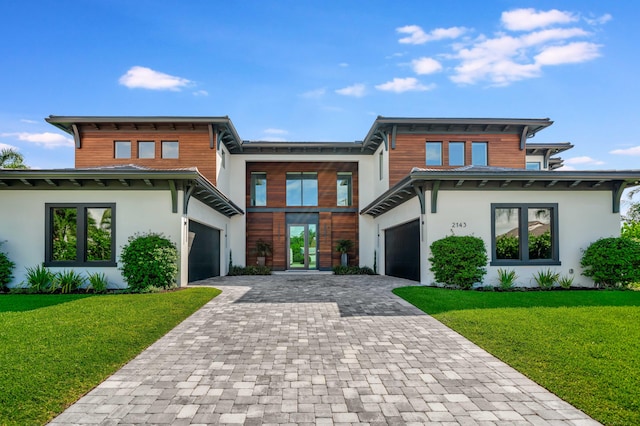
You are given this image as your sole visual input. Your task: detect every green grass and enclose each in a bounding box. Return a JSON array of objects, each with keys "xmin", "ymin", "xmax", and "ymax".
[
  {"xmin": 393, "ymin": 287, "xmax": 640, "ymax": 426},
  {"xmin": 0, "ymin": 288, "xmax": 221, "ymax": 425}
]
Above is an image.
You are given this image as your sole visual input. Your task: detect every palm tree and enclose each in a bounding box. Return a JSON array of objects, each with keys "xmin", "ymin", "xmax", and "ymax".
[{"xmin": 0, "ymin": 148, "xmax": 28, "ymax": 169}]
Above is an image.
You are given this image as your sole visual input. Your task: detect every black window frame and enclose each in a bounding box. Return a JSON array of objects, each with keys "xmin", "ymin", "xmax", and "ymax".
[
  {"xmin": 285, "ymin": 172, "xmax": 318, "ymax": 206},
  {"xmin": 491, "ymin": 203, "xmax": 560, "ymax": 266},
  {"xmin": 45, "ymin": 203, "xmax": 117, "ymax": 267}
]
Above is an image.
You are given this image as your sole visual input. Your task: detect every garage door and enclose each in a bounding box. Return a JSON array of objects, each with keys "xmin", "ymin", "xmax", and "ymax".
[
  {"xmin": 188, "ymin": 221, "xmax": 220, "ymax": 282},
  {"xmin": 385, "ymin": 219, "xmax": 420, "ymax": 282}
]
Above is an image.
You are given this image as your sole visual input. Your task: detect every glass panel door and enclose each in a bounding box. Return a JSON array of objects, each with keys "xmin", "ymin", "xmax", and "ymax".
[{"xmin": 288, "ymin": 224, "xmax": 318, "ymax": 270}]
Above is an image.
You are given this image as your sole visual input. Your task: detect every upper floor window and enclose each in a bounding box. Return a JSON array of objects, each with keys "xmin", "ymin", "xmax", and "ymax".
[
  {"xmin": 162, "ymin": 141, "xmax": 179, "ymax": 159},
  {"xmin": 114, "ymin": 141, "xmax": 131, "ymax": 159},
  {"xmin": 250, "ymin": 172, "xmax": 267, "ymax": 206},
  {"xmin": 286, "ymin": 172, "xmax": 318, "ymax": 206},
  {"xmin": 138, "ymin": 141, "xmax": 155, "ymax": 159},
  {"xmin": 45, "ymin": 203, "xmax": 116, "ymax": 267},
  {"xmin": 472, "ymin": 142, "xmax": 488, "ymax": 166},
  {"xmin": 491, "ymin": 203, "xmax": 559, "ymax": 266},
  {"xmin": 426, "ymin": 142, "xmax": 443, "ymax": 166},
  {"xmin": 337, "ymin": 172, "xmax": 352, "ymax": 206},
  {"xmin": 449, "ymin": 142, "xmax": 465, "ymax": 166},
  {"xmin": 526, "ymin": 162, "xmax": 541, "ymax": 170}
]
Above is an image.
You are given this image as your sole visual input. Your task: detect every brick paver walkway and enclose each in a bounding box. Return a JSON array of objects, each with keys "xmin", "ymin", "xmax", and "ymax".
[{"xmin": 49, "ymin": 275, "xmax": 600, "ymax": 425}]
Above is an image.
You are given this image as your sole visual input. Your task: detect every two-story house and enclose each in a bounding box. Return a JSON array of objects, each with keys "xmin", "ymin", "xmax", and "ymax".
[{"xmin": 0, "ymin": 115, "xmax": 638, "ymax": 288}]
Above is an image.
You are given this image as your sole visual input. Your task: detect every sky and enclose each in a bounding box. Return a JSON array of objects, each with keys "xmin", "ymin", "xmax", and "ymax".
[{"xmin": 1, "ymin": 0, "xmax": 639, "ymax": 186}]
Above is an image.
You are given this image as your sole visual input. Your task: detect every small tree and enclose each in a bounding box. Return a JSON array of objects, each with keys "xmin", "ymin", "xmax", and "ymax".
[
  {"xmin": 429, "ymin": 235, "xmax": 488, "ymax": 289},
  {"xmin": 119, "ymin": 232, "xmax": 178, "ymax": 292},
  {"xmin": 580, "ymin": 237, "xmax": 640, "ymax": 288},
  {"xmin": 0, "ymin": 241, "xmax": 15, "ymax": 291},
  {"xmin": 0, "ymin": 148, "xmax": 28, "ymax": 169}
]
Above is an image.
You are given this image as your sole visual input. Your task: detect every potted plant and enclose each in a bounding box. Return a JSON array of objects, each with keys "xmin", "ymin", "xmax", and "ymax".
[
  {"xmin": 254, "ymin": 239, "xmax": 272, "ymax": 266},
  {"xmin": 336, "ymin": 239, "xmax": 353, "ymax": 266}
]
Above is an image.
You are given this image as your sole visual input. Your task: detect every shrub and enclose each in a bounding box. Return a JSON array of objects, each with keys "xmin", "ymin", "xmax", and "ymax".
[
  {"xmin": 227, "ymin": 265, "xmax": 271, "ymax": 276},
  {"xmin": 621, "ymin": 221, "xmax": 640, "ymax": 242},
  {"xmin": 533, "ymin": 269, "xmax": 559, "ymax": 290},
  {"xmin": 496, "ymin": 268, "xmax": 518, "ymax": 290},
  {"xmin": 429, "ymin": 235, "xmax": 488, "ymax": 289},
  {"xmin": 86, "ymin": 272, "xmax": 109, "ymax": 293},
  {"xmin": 0, "ymin": 242, "xmax": 15, "ymax": 291},
  {"xmin": 581, "ymin": 237, "xmax": 640, "ymax": 288},
  {"xmin": 119, "ymin": 232, "xmax": 178, "ymax": 292},
  {"xmin": 495, "ymin": 235, "xmax": 519, "ymax": 259},
  {"xmin": 557, "ymin": 274, "xmax": 574, "ymax": 289},
  {"xmin": 332, "ymin": 265, "xmax": 375, "ymax": 275},
  {"xmin": 56, "ymin": 270, "xmax": 86, "ymax": 294},
  {"xmin": 24, "ymin": 264, "xmax": 57, "ymax": 293}
]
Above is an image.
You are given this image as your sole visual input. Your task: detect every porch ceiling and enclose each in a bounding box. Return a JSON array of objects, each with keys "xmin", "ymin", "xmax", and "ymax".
[{"xmin": 360, "ymin": 167, "xmax": 640, "ymax": 217}]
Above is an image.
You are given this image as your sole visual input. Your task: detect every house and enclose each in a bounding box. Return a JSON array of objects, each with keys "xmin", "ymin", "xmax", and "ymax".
[{"xmin": 1, "ymin": 115, "xmax": 638, "ymax": 288}]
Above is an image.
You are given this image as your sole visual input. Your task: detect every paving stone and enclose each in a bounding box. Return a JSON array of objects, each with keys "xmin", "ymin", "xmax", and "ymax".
[{"xmin": 47, "ymin": 275, "xmax": 601, "ymax": 425}]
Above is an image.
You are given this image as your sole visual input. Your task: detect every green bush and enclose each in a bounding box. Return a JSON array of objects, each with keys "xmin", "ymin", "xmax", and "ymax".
[
  {"xmin": 86, "ymin": 272, "xmax": 108, "ymax": 293},
  {"xmin": 56, "ymin": 270, "xmax": 86, "ymax": 294},
  {"xmin": 227, "ymin": 265, "xmax": 271, "ymax": 276},
  {"xmin": 581, "ymin": 237, "xmax": 640, "ymax": 288},
  {"xmin": 332, "ymin": 265, "xmax": 375, "ymax": 275},
  {"xmin": 557, "ymin": 274, "xmax": 574, "ymax": 289},
  {"xmin": 495, "ymin": 235, "xmax": 519, "ymax": 259},
  {"xmin": 24, "ymin": 264, "xmax": 57, "ymax": 293},
  {"xmin": 622, "ymin": 221, "xmax": 640, "ymax": 242},
  {"xmin": 496, "ymin": 268, "xmax": 518, "ymax": 290},
  {"xmin": 119, "ymin": 232, "xmax": 178, "ymax": 292},
  {"xmin": 429, "ymin": 235, "xmax": 488, "ymax": 289},
  {"xmin": 533, "ymin": 269, "xmax": 559, "ymax": 290},
  {"xmin": 0, "ymin": 242, "xmax": 15, "ymax": 291}
]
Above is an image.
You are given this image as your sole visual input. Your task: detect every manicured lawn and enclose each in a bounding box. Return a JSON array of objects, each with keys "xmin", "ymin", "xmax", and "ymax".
[
  {"xmin": 393, "ymin": 287, "xmax": 640, "ymax": 426},
  {"xmin": 0, "ymin": 288, "xmax": 221, "ymax": 425}
]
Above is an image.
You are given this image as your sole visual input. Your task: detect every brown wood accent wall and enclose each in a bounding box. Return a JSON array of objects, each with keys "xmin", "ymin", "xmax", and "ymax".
[
  {"xmin": 389, "ymin": 133, "xmax": 525, "ymax": 186},
  {"xmin": 75, "ymin": 129, "xmax": 218, "ymax": 184},
  {"xmin": 245, "ymin": 161, "xmax": 359, "ymax": 270}
]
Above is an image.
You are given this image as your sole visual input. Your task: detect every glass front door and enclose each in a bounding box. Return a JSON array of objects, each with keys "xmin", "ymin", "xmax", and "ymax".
[{"xmin": 288, "ymin": 224, "xmax": 317, "ymax": 269}]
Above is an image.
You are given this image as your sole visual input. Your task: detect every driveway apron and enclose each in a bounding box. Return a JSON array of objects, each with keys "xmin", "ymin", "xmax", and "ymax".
[{"xmin": 49, "ymin": 275, "xmax": 600, "ymax": 425}]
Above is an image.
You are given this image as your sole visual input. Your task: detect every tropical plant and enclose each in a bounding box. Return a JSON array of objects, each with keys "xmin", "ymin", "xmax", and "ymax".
[
  {"xmin": 51, "ymin": 207, "xmax": 77, "ymax": 261},
  {"xmin": 335, "ymin": 239, "xmax": 353, "ymax": 254},
  {"xmin": 0, "ymin": 147, "xmax": 28, "ymax": 169},
  {"xmin": 86, "ymin": 272, "xmax": 108, "ymax": 293},
  {"xmin": 0, "ymin": 241, "xmax": 15, "ymax": 291},
  {"xmin": 119, "ymin": 232, "xmax": 178, "ymax": 292},
  {"xmin": 24, "ymin": 264, "xmax": 57, "ymax": 293},
  {"xmin": 533, "ymin": 269, "xmax": 559, "ymax": 290},
  {"xmin": 557, "ymin": 274, "xmax": 574, "ymax": 289},
  {"xmin": 429, "ymin": 235, "xmax": 488, "ymax": 289},
  {"xmin": 581, "ymin": 237, "xmax": 640, "ymax": 288},
  {"xmin": 496, "ymin": 268, "xmax": 518, "ymax": 290},
  {"xmin": 254, "ymin": 239, "xmax": 272, "ymax": 257},
  {"xmin": 56, "ymin": 270, "xmax": 86, "ymax": 294}
]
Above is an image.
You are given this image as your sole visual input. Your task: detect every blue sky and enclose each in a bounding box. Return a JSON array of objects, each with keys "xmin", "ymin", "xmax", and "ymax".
[{"xmin": 1, "ymin": 0, "xmax": 639, "ymax": 178}]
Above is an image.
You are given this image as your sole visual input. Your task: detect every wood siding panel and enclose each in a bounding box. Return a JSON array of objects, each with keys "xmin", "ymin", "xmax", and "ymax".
[
  {"xmin": 246, "ymin": 212, "xmax": 274, "ymax": 268},
  {"xmin": 389, "ymin": 134, "xmax": 525, "ymax": 186},
  {"xmin": 75, "ymin": 130, "xmax": 218, "ymax": 184},
  {"xmin": 331, "ymin": 213, "xmax": 358, "ymax": 267},
  {"xmin": 318, "ymin": 212, "xmax": 332, "ymax": 269},
  {"xmin": 272, "ymin": 212, "xmax": 286, "ymax": 270}
]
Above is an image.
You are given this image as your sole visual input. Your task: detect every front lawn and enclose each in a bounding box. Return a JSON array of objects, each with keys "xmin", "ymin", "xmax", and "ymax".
[
  {"xmin": 0, "ymin": 288, "xmax": 221, "ymax": 425},
  {"xmin": 393, "ymin": 287, "xmax": 640, "ymax": 426}
]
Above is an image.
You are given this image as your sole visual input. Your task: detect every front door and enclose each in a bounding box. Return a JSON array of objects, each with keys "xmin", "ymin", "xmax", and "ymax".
[{"xmin": 288, "ymin": 224, "xmax": 317, "ymax": 269}]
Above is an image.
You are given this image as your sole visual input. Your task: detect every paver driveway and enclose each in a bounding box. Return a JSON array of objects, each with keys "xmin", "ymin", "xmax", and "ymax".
[{"xmin": 50, "ymin": 275, "xmax": 599, "ymax": 425}]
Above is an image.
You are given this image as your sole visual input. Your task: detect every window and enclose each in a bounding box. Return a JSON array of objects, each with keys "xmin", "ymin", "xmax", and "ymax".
[
  {"xmin": 491, "ymin": 203, "xmax": 559, "ymax": 265},
  {"xmin": 138, "ymin": 141, "xmax": 155, "ymax": 159},
  {"xmin": 426, "ymin": 142, "xmax": 442, "ymax": 166},
  {"xmin": 162, "ymin": 141, "xmax": 179, "ymax": 159},
  {"xmin": 221, "ymin": 150, "xmax": 226, "ymax": 168},
  {"xmin": 449, "ymin": 142, "xmax": 465, "ymax": 166},
  {"xmin": 286, "ymin": 172, "xmax": 318, "ymax": 206},
  {"xmin": 337, "ymin": 172, "xmax": 352, "ymax": 206},
  {"xmin": 250, "ymin": 172, "xmax": 267, "ymax": 206},
  {"xmin": 472, "ymin": 142, "xmax": 488, "ymax": 166},
  {"xmin": 114, "ymin": 141, "xmax": 131, "ymax": 159},
  {"xmin": 526, "ymin": 162, "xmax": 541, "ymax": 170},
  {"xmin": 379, "ymin": 151, "xmax": 383, "ymax": 180},
  {"xmin": 45, "ymin": 203, "xmax": 116, "ymax": 266}
]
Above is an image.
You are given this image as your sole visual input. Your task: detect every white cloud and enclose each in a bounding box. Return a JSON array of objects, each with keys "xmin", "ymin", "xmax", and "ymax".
[
  {"xmin": 502, "ymin": 8, "xmax": 578, "ymax": 31},
  {"xmin": 564, "ymin": 156, "xmax": 605, "ymax": 165},
  {"xmin": 193, "ymin": 90, "xmax": 209, "ymax": 97},
  {"xmin": 585, "ymin": 14, "xmax": 612, "ymax": 26},
  {"xmin": 0, "ymin": 142, "xmax": 18, "ymax": 150},
  {"xmin": 397, "ymin": 25, "xmax": 466, "ymax": 44},
  {"xmin": 20, "ymin": 119, "xmax": 38, "ymax": 124},
  {"xmin": 301, "ymin": 88, "xmax": 326, "ymax": 98},
  {"xmin": 535, "ymin": 42, "xmax": 601, "ymax": 65},
  {"xmin": 375, "ymin": 77, "xmax": 434, "ymax": 93},
  {"xmin": 610, "ymin": 146, "xmax": 640, "ymax": 156},
  {"xmin": 412, "ymin": 57, "xmax": 443, "ymax": 75},
  {"xmin": 264, "ymin": 128, "xmax": 288, "ymax": 135},
  {"xmin": 119, "ymin": 66, "xmax": 191, "ymax": 91},
  {"xmin": 339, "ymin": 62, "xmax": 349, "ymax": 67},
  {"xmin": 335, "ymin": 83, "xmax": 366, "ymax": 97},
  {"xmin": 521, "ymin": 28, "xmax": 590, "ymax": 46},
  {"xmin": 0, "ymin": 132, "xmax": 73, "ymax": 148}
]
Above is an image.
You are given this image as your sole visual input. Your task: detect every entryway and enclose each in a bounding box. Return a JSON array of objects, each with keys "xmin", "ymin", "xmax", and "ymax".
[{"xmin": 287, "ymin": 223, "xmax": 317, "ymax": 269}]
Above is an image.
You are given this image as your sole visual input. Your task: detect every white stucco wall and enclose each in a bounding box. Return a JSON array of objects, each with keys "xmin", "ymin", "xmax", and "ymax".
[
  {"xmin": 0, "ymin": 189, "xmax": 181, "ymax": 289},
  {"xmin": 370, "ymin": 189, "xmax": 620, "ymax": 287}
]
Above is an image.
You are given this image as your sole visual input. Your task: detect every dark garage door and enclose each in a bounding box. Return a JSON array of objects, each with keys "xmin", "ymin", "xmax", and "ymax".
[
  {"xmin": 385, "ymin": 219, "xmax": 420, "ymax": 282},
  {"xmin": 188, "ymin": 221, "xmax": 220, "ymax": 282}
]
